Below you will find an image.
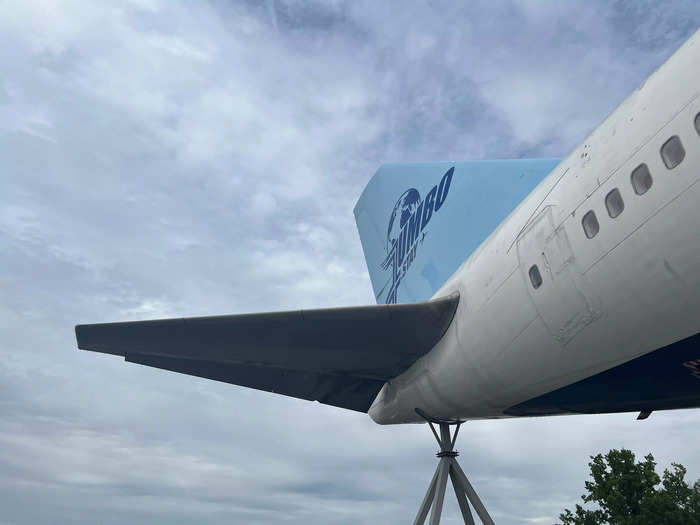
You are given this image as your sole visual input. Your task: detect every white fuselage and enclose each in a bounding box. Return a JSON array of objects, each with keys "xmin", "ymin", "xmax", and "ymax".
[{"xmin": 369, "ymin": 30, "xmax": 700, "ymax": 425}]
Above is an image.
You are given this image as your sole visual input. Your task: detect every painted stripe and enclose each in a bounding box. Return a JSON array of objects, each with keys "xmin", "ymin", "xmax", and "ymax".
[{"xmin": 505, "ymin": 331, "xmax": 700, "ymax": 417}]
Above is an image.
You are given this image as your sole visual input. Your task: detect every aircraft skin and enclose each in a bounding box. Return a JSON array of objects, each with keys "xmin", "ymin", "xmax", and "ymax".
[
  {"xmin": 76, "ymin": 29, "xmax": 700, "ymax": 428},
  {"xmin": 365, "ymin": 29, "xmax": 700, "ymax": 424}
]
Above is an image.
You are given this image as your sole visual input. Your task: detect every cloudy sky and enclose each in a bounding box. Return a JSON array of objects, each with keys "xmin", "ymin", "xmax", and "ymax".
[{"xmin": 2, "ymin": 1, "xmax": 700, "ymax": 523}]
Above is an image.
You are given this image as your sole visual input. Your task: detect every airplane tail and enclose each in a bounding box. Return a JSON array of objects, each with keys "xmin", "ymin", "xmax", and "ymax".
[{"xmin": 353, "ymin": 159, "xmax": 561, "ymax": 304}]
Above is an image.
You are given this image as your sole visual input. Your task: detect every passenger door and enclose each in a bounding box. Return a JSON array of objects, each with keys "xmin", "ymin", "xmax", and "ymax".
[{"xmin": 517, "ymin": 207, "xmax": 600, "ymax": 345}]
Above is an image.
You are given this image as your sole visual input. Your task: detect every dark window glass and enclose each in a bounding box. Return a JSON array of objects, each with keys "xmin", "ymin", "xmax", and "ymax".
[
  {"xmin": 605, "ymin": 188, "xmax": 624, "ymax": 218},
  {"xmin": 631, "ymin": 164, "xmax": 653, "ymax": 195},
  {"xmin": 582, "ymin": 210, "xmax": 599, "ymax": 239},
  {"xmin": 661, "ymin": 135, "xmax": 685, "ymax": 169},
  {"xmin": 695, "ymin": 113, "xmax": 700, "ymax": 136},
  {"xmin": 529, "ymin": 265, "xmax": 543, "ymax": 289}
]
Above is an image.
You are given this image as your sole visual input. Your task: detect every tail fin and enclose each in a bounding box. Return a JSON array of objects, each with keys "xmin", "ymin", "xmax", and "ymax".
[{"xmin": 354, "ymin": 159, "xmax": 561, "ymax": 304}]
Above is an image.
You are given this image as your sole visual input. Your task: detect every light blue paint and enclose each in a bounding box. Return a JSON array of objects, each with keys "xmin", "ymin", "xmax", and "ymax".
[
  {"xmin": 421, "ymin": 261, "xmax": 441, "ymax": 291},
  {"xmin": 354, "ymin": 158, "xmax": 561, "ymax": 304}
]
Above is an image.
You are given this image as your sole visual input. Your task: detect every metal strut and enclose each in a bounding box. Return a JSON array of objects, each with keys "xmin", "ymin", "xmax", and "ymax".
[{"xmin": 413, "ymin": 409, "xmax": 495, "ymax": 525}]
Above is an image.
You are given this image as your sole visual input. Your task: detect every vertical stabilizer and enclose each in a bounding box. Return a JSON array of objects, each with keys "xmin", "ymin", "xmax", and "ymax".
[{"xmin": 354, "ymin": 159, "xmax": 560, "ymax": 304}]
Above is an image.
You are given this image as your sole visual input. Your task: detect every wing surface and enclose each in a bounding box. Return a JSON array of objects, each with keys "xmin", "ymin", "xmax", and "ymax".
[{"xmin": 76, "ymin": 293, "xmax": 459, "ymax": 412}]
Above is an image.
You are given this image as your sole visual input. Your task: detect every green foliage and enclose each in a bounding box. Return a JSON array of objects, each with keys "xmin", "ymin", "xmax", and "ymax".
[{"xmin": 558, "ymin": 449, "xmax": 700, "ymax": 525}]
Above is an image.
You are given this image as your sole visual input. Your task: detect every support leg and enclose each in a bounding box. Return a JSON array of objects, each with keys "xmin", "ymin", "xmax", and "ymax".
[
  {"xmin": 429, "ymin": 459, "xmax": 451, "ymax": 525},
  {"xmin": 449, "ymin": 465, "xmax": 475, "ymax": 525},
  {"xmin": 450, "ymin": 459, "xmax": 495, "ymax": 525},
  {"xmin": 413, "ymin": 464, "xmax": 441, "ymax": 525}
]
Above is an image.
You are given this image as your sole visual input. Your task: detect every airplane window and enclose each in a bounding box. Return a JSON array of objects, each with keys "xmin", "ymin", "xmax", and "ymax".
[
  {"xmin": 582, "ymin": 210, "xmax": 599, "ymax": 239},
  {"xmin": 529, "ymin": 265, "xmax": 543, "ymax": 289},
  {"xmin": 631, "ymin": 163, "xmax": 653, "ymax": 195},
  {"xmin": 695, "ymin": 113, "xmax": 700, "ymax": 136},
  {"xmin": 605, "ymin": 188, "xmax": 624, "ymax": 218},
  {"xmin": 660, "ymin": 135, "xmax": 685, "ymax": 169}
]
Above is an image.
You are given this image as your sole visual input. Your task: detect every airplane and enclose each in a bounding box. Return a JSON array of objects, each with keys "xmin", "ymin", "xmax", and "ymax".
[{"xmin": 76, "ymin": 28, "xmax": 700, "ymax": 524}]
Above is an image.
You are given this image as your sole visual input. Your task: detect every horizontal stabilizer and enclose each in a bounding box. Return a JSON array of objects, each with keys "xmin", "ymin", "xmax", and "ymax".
[{"xmin": 76, "ymin": 293, "xmax": 459, "ymax": 412}]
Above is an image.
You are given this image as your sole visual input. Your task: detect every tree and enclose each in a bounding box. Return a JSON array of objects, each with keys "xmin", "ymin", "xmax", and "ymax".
[{"xmin": 558, "ymin": 449, "xmax": 700, "ymax": 525}]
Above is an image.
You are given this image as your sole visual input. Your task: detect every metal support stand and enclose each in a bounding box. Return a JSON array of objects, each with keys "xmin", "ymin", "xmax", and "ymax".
[{"xmin": 413, "ymin": 410, "xmax": 495, "ymax": 525}]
